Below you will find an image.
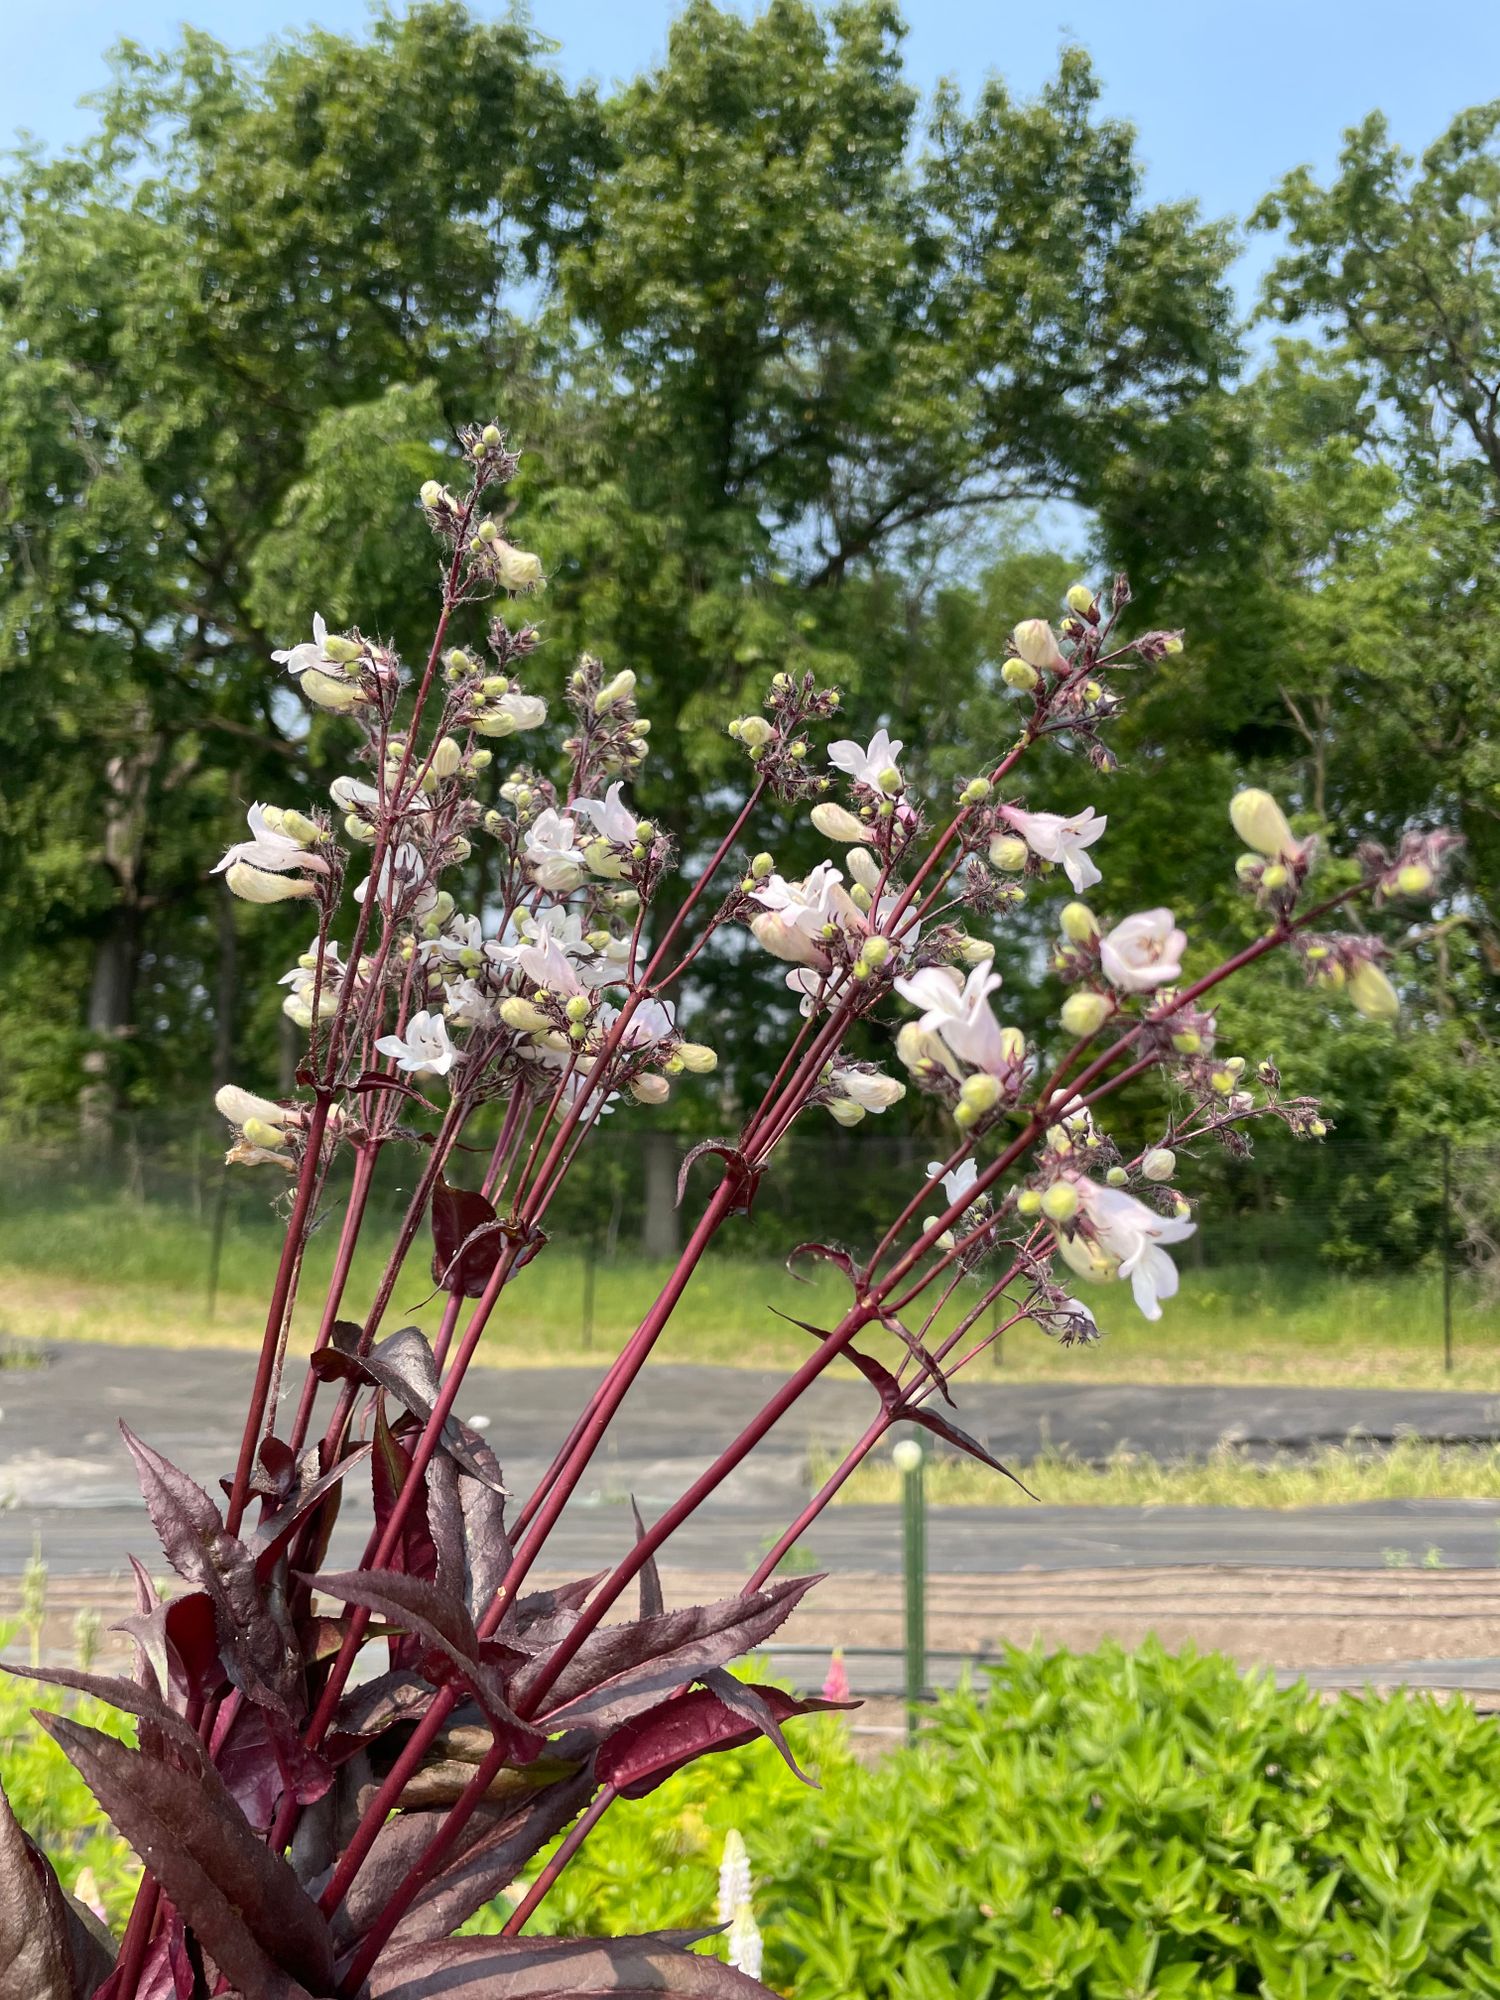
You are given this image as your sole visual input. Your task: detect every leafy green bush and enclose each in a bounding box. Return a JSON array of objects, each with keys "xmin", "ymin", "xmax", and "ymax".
[
  {"xmin": 530, "ymin": 1643, "xmax": 1500, "ymax": 1997},
  {"xmin": 0, "ymin": 1644, "xmax": 139, "ymax": 1927}
]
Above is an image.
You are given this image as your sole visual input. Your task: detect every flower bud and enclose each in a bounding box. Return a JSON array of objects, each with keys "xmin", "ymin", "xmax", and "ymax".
[
  {"xmin": 1141, "ymin": 1147, "xmax": 1176, "ymax": 1182},
  {"xmin": 430, "ymin": 737, "xmax": 463, "ymax": 781},
  {"xmin": 1172, "ymin": 1029, "xmax": 1202, "ymax": 1055},
  {"xmin": 1261, "ymin": 863, "xmax": 1289, "ymax": 890},
  {"xmin": 1105, "ymin": 1165, "xmax": 1129, "ymax": 1187},
  {"xmin": 1066, "ymin": 583, "xmax": 1096, "ymax": 616},
  {"xmin": 420, "ymin": 480, "xmax": 447, "ymax": 509},
  {"xmin": 1234, "ymin": 853, "xmax": 1262, "ymax": 883},
  {"xmin": 1229, "ymin": 788, "xmax": 1298, "ymax": 860},
  {"xmin": 989, "ymin": 835, "xmax": 1028, "ymax": 873},
  {"xmin": 1061, "ymin": 991, "xmax": 1113, "ymax": 1037},
  {"xmin": 215, "ymin": 1085, "xmax": 288, "ymax": 1129},
  {"xmin": 827, "ymin": 1097, "xmax": 866, "ymax": 1127},
  {"xmin": 500, "ymin": 997, "xmax": 550, "ymax": 1034},
  {"xmin": 861, "ymin": 937, "xmax": 891, "ymax": 969},
  {"xmin": 481, "ymin": 424, "xmax": 503, "ymax": 448},
  {"xmin": 1040, "ymin": 1182, "xmax": 1078, "ymax": 1223},
  {"xmin": 1308, "ymin": 1117, "xmax": 1327, "ymax": 1138},
  {"xmin": 477, "ymin": 518, "xmax": 500, "ymax": 544},
  {"xmin": 225, "ymin": 861, "xmax": 317, "ymax": 904},
  {"xmin": 630, "ymin": 1073, "xmax": 671, "ymax": 1105},
  {"xmin": 1396, "ymin": 863, "xmax": 1433, "ymax": 896},
  {"xmin": 676, "ymin": 1042, "xmax": 718, "ymax": 1074},
  {"xmin": 1002, "ymin": 658, "xmax": 1040, "ymax": 693},
  {"xmin": 960, "ymin": 777, "xmax": 992, "ymax": 805},
  {"xmin": 1016, "ymin": 1189, "xmax": 1043, "ymax": 1217},
  {"xmin": 564, "ymin": 995, "xmax": 591, "ymax": 1023},
  {"xmin": 730, "ymin": 714, "xmax": 773, "ymax": 750},
  {"xmin": 960, "ymin": 936, "xmax": 996, "ymax": 966},
  {"xmin": 998, "ymin": 1026, "xmax": 1026, "ymax": 1067},
  {"xmin": 1060, "ymin": 902, "xmax": 1098, "ymax": 942},
  {"xmin": 494, "ymin": 543, "xmax": 544, "ymax": 592},
  {"xmin": 594, "ymin": 669, "xmax": 637, "ymax": 712},
  {"xmin": 1349, "ymin": 961, "xmax": 1399, "ymax": 1023},
  {"xmin": 1011, "ymin": 618, "xmax": 1066, "ymax": 671},
  {"xmin": 810, "ymin": 801, "xmax": 866, "ymax": 842},
  {"xmin": 299, "ymin": 669, "xmax": 363, "ymax": 712},
  {"xmin": 959, "ymin": 1072, "xmax": 1002, "ymax": 1115},
  {"xmin": 241, "ymin": 1115, "xmax": 290, "ymax": 1152},
  {"xmin": 750, "ymin": 852, "xmax": 775, "ymax": 880},
  {"xmin": 321, "ymin": 633, "xmax": 362, "ymax": 665}
]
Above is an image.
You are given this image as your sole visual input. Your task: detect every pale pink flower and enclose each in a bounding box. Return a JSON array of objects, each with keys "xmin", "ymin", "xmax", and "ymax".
[
  {"xmin": 1000, "ymin": 804, "xmax": 1106, "ymax": 893},
  {"xmin": 1100, "ymin": 909, "xmax": 1186, "ymax": 993}
]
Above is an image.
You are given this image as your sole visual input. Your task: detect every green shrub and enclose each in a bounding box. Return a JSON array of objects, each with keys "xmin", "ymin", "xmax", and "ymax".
[{"xmin": 529, "ymin": 1643, "xmax": 1500, "ymax": 1997}]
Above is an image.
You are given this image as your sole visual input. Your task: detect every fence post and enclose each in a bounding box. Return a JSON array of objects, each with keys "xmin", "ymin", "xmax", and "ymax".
[
  {"xmin": 1442, "ymin": 1134, "xmax": 1454, "ymax": 1375},
  {"xmin": 895, "ymin": 1435, "xmax": 926, "ymax": 1744}
]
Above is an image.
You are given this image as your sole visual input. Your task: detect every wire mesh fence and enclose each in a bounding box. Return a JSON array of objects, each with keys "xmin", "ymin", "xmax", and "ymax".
[{"xmin": 0, "ymin": 1111, "xmax": 1496, "ymax": 1367}]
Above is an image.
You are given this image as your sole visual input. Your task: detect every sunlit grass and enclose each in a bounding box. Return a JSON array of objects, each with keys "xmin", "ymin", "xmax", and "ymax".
[
  {"xmin": 0, "ymin": 1190, "xmax": 1494, "ymax": 1385},
  {"xmin": 826, "ymin": 1436, "xmax": 1500, "ymax": 1508}
]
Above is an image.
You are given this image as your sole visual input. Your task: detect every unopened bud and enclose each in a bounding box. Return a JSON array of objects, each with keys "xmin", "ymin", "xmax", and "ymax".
[
  {"xmin": 1002, "ymin": 658, "xmax": 1040, "ymax": 693},
  {"xmin": 1396, "ymin": 863, "xmax": 1433, "ymax": 896},
  {"xmin": 630, "ymin": 1073, "xmax": 672, "ymax": 1105},
  {"xmin": 321, "ymin": 633, "xmax": 362, "ymax": 664},
  {"xmin": 989, "ymin": 835, "xmax": 1028, "ymax": 873},
  {"xmin": 481, "ymin": 424, "xmax": 503, "ymax": 448},
  {"xmin": 215, "ymin": 1085, "xmax": 288, "ymax": 1129},
  {"xmin": 1016, "ymin": 1189, "xmax": 1043, "ymax": 1217},
  {"xmin": 420, "ymin": 480, "xmax": 447, "ymax": 509},
  {"xmin": 892, "ymin": 1439, "xmax": 924, "ymax": 1474},
  {"xmin": 827, "ymin": 1097, "xmax": 866, "ymax": 1128},
  {"xmin": 676, "ymin": 1042, "xmax": 718, "ymax": 1074},
  {"xmin": 861, "ymin": 937, "xmax": 891, "ymax": 969},
  {"xmin": 1061, "ymin": 991, "xmax": 1113, "ymax": 1038},
  {"xmin": 1229, "ymin": 788, "xmax": 1298, "ymax": 861},
  {"xmin": 242, "ymin": 1116, "xmax": 290, "ymax": 1151},
  {"xmin": 1172, "ymin": 1029, "xmax": 1202, "ymax": 1055},
  {"xmin": 1105, "ymin": 1165, "xmax": 1129, "ymax": 1187},
  {"xmin": 499, "ymin": 997, "xmax": 550, "ymax": 1034},
  {"xmin": 729, "ymin": 713, "xmax": 773, "ymax": 750},
  {"xmin": 959, "ymin": 1072, "xmax": 1001, "ymax": 1115},
  {"xmin": 1066, "ymin": 584, "xmax": 1096, "ymax": 616},
  {"xmin": 1011, "ymin": 618, "xmax": 1066, "ymax": 671},
  {"xmin": 594, "ymin": 669, "xmax": 637, "ymax": 713},
  {"xmin": 430, "ymin": 737, "xmax": 463, "ymax": 780},
  {"xmin": 810, "ymin": 801, "xmax": 867, "ymax": 842},
  {"xmin": 1349, "ymin": 961, "xmax": 1399, "ymax": 1023},
  {"xmin": 960, "ymin": 777, "xmax": 993, "ymax": 805},
  {"xmin": 1040, "ymin": 1182, "xmax": 1078, "ymax": 1223},
  {"xmin": 1060, "ymin": 902, "xmax": 1098, "ymax": 942},
  {"xmin": 960, "ymin": 935, "xmax": 996, "ymax": 966},
  {"xmin": 564, "ymin": 995, "xmax": 591, "ymax": 1023},
  {"xmin": 1141, "ymin": 1147, "xmax": 1176, "ymax": 1183},
  {"xmin": 750, "ymin": 852, "xmax": 775, "ymax": 880},
  {"xmin": 1235, "ymin": 853, "xmax": 1262, "ymax": 883},
  {"xmin": 494, "ymin": 543, "xmax": 544, "ymax": 592},
  {"xmin": 1261, "ymin": 863, "xmax": 1289, "ymax": 890}
]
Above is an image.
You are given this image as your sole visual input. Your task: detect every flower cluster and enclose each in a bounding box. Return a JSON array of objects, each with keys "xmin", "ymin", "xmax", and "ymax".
[{"xmin": 22, "ymin": 428, "xmax": 1453, "ymax": 2000}]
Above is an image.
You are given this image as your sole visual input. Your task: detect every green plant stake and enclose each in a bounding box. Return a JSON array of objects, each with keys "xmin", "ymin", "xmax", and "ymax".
[{"xmin": 895, "ymin": 1436, "xmax": 926, "ymax": 1743}]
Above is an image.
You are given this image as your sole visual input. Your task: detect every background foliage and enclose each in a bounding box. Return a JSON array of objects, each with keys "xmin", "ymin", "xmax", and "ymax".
[{"xmin": 1, "ymin": 0, "xmax": 1496, "ymax": 1261}]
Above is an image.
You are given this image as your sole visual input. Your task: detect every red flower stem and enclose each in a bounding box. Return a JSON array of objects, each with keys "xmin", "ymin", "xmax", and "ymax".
[
  {"xmin": 502, "ymin": 1788, "xmax": 617, "ymax": 1936},
  {"xmin": 286, "ymin": 1140, "xmax": 380, "ymax": 1454}
]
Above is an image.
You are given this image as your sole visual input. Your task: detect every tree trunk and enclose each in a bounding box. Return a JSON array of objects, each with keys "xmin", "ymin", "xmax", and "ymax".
[{"xmin": 639, "ymin": 1129, "xmax": 682, "ymax": 1261}]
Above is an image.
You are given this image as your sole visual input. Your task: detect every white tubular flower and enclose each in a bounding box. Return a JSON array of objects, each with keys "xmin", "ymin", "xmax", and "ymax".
[
  {"xmin": 575, "ymin": 781, "xmax": 639, "ymax": 846},
  {"xmin": 894, "ymin": 963, "xmax": 1013, "ymax": 1076},
  {"xmin": 830, "ymin": 1064, "xmax": 906, "ymax": 1112},
  {"xmin": 374, "ymin": 1009, "xmax": 458, "ymax": 1076},
  {"xmin": 474, "ymin": 687, "xmax": 548, "ymax": 737},
  {"xmin": 524, "ymin": 809, "xmax": 589, "ymax": 892},
  {"xmin": 927, "ymin": 1158, "xmax": 979, "ymax": 1209},
  {"xmin": 1229, "ymin": 788, "xmax": 1301, "ymax": 861},
  {"xmin": 718, "ymin": 1830, "xmax": 752, "ymax": 1930},
  {"xmin": 1100, "ymin": 910, "xmax": 1187, "ymax": 993},
  {"xmin": 214, "ymin": 804, "xmax": 330, "ymax": 895},
  {"xmin": 827, "ymin": 726, "xmax": 904, "ymax": 793},
  {"xmin": 810, "ymin": 801, "xmax": 868, "ymax": 842},
  {"xmin": 215, "ymin": 1085, "xmax": 289, "ymax": 1131},
  {"xmin": 272, "ymin": 613, "xmax": 341, "ymax": 681},
  {"xmin": 444, "ymin": 978, "xmax": 498, "ymax": 1029},
  {"xmin": 492, "ymin": 542, "xmax": 544, "ymax": 592},
  {"xmin": 750, "ymin": 861, "xmax": 859, "ymax": 967},
  {"xmin": 1349, "ymin": 960, "xmax": 1400, "ymax": 1022},
  {"xmin": 273, "ymin": 614, "xmax": 366, "ymax": 711},
  {"xmin": 1058, "ymin": 1176, "xmax": 1196, "ymax": 1321},
  {"xmin": 846, "ymin": 847, "xmax": 883, "ymax": 895},
  {"xmin": 619, "ymin": 997, "xmax": 677, "ymax": 1049},
  {"xmin": 513, "ymin": 930, "xmax": 590, "ymax": 1001},
  {"xmin": 353, "ymin": 842, "xmax": 427, "ymax": 908},
  {"xmin": 896, "ymin": 1019, "xmax": 963, "ymax": 1079},
  {"xmin": 999, "ymin": 805, "xmax": 1106, "ymax": 893},
  {"xmin": 1011, "ymin": 618, "xmax": 1067, "ymax": 671}
]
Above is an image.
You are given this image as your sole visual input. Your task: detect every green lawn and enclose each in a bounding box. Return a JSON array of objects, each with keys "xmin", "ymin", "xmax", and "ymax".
[{"xmin": 0, "ymin": 1189, "xmax": 1492, "ymax": 1387}]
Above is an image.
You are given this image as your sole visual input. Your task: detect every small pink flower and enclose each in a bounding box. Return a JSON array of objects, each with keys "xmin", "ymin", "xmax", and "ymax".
[{"xmin": 822, "ymin": 1647, "xmax": 851, "ymax": 1702}]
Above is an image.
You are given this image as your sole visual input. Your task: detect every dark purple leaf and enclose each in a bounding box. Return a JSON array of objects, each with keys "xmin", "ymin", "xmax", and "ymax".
[
  {"xmin": 596, "ymin": 1683, "xmax": 852, "ymax": 1799},
  {"xmin": 431, "ymin": 1177, "xmax": 505, "ymax": 1296},
  {"xmin": 113, "ymin": 1589, "xmax": 223, "ymax": 1713},
  {"xmin": 905, "ymin": 1406, "xmax": 1037, "ymax": 1499},
  {"xmin": 15, "ymin": 1663, "xmax": 210, "ymax": 1781},
  {"xmin": 876, "ymin": 1310, "xmax": 954, "ymax": 1408},
  {"xmin": 0, "ymin": 1777, "xmax": 89, "ymax": 2000},
  {"xmin": 631, "ymin": 1498, "xmax": 663, "ymax": 1622},
  {"xmin": 35, "ymin": 1715, "xmax": 333, "ymax": 1997},
  {"xmin": 215, "ymin": 1700, "xmax": 333, "ymax": 1835},
  {"xmin": 337, "ymin": 1773, "xmax": 593, "ymax": 1950},
  {"xmin": 676, "ymin": 1140, "xmax": 761, "ymax": 1217},
  {"xmin": 526, "ymin": 1574, "xmax": 821, "ymax": 1734},
  {"xmin": 120, "ymin": 1426, "xmax": 299, "ymax": 1716},
  {"xmin": 250, "ymin": 1444, "xmax": 371, "ymax": 1575},
  {"xmin": 699, "ymin": 1668, "xmax": 817, "ymax": 1785},
  {"xmin": 304, "ymin": 1571, "xmax": 539, "ymax": 1756},
  {"xmin": 785, "ymin": 1240, "xmax": 860, "ymax": 1287},
  {"xmin": 366, "ymin": 1933, "xmax": 772, "ymax": 1998},
  {"xmin": 460, "ymin": 1469, "xmax": 513, "ymax": 1622},
  {"xmin": 314, "ymin": 1325, "xmax": 504, "ymax": 1492}
]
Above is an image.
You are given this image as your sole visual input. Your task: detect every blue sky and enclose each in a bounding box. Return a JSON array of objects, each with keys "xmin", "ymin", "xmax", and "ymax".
[{"xmin": 5, "ymin": 0, "xmax": 1497, "ymax": 305}]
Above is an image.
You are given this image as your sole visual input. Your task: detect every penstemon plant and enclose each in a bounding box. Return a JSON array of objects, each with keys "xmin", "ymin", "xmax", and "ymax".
[{"xmin": 0, "ymin": 423, "xmax": 1456, "ymax": 1999}]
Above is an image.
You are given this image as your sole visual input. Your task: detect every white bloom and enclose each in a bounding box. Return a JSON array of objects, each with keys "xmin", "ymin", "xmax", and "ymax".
[
  {"xmin": 474, "ymin": 687, "xmax": 548, "ymax": 737},
  {"xmin": 828, "ymin": 727, "xmax": 904, "ymax": 793},
  {"xmin": 1057, "ymin": 1177, "xmax": 1196, "ymax": 1321},
  {"xmin": 353, "ymin": 842, "xmax": 430, "ymax": 910},
  {"xmin": 750, "ymin": 861, "xmax": 859, "ymax": 967},
  {"xmin": 330, "ymin": 774, "xmax": 432, "ymax": 818},
  {"xmin": 524, "ymin": 809, "xmax": 588, "ymax": 892},
  {"xmin": 727, "ymin": 1906, "xmax": 763, "ymax": 1981},
  {"xmin": 1011, "ymin": 618, "xmax": 1067, "ymax": 671},
  {"xmin": 1100, "ymin": 910, "xmax": 1186, "ymax": 993},
  {"xmin": 444, "ymin": 978, "xmax": 498, "ymax": 1029},
  {"xmin": 927, "ymin": 1158, "xmax": 980, "ymax": 1208},
  {"xmin": 894, "ymin": 963, "xmax": 1013, "ymax": 1076},
  {"xmin": 846, "ymin": 847, "xmax": 883, "ymax": 895},
  {"xmin": 223, "ymin": 861, "xmax": 319, "ymax": 904},
  {"xmin": 272, "ymin": 613, "xmax": 340, "ymax": 681},
  {"xmin": 999, "ymin": 805, "xmax": 1106, "ymax": 894},
  {"xmin": 830, "ymin": 1065, "xmax": 905, "ymax": 1111},
  {"xmin": 619, "ymin": 996, "xmax": 677, "ymax": 1048},
  {"xmin": 374, "ymin": 1009, "xmax": 458, "ymax": 1076},
  {"xmin": 575, "ymin": 782, "xmax": 639, "ymax": 846},
  {"xmin": 213, "ymin": 803, "xmax": 329, "ymax": 886},
  {"xmin": 512, "ymin": 930, "xmax": 589, "ymax": 999}
]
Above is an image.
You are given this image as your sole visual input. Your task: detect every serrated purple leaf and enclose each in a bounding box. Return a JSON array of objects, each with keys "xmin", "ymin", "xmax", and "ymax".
[{"xmin": 366, "ymin": 1933, "xmax": 772, "ymax": 1998}]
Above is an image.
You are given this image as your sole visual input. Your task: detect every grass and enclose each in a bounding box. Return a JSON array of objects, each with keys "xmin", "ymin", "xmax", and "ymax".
[
  {"xmin": 0, "ymin": 1186, "xmax": 1494, "ymax": 1387},
  {"xmin": 825, "ymin": 1435, "xmax": 1500, "ymax": 1509}
]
